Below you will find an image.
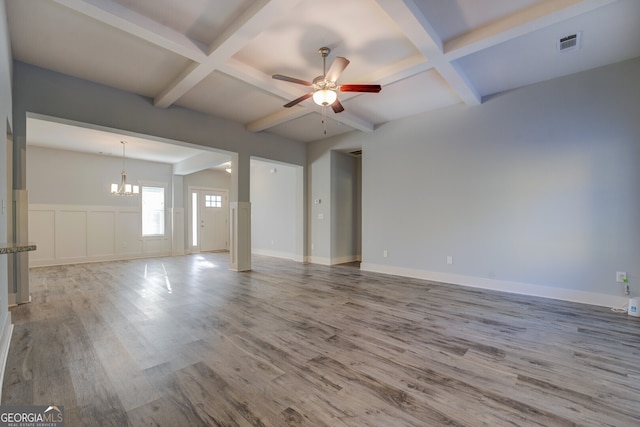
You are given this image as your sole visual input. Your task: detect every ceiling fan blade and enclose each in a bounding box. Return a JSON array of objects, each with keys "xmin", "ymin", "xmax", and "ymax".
[
  {"xmin": 331, "ymin": 99, "xmax": 345, "ymax": 113},
  {"xmin": 340, "ymin": 84, "xmax": 381, "ymax": 93},
  {"xmin": 325, "ymin": 57, "xmax": 350, "ymax": 82},
  {"xmin": 283, "ymin": 92, "xmax": 313, "ymax": 108},
  {"xmin": 273, "ymin": 74, "xmax": 313, "ymax": 86}
]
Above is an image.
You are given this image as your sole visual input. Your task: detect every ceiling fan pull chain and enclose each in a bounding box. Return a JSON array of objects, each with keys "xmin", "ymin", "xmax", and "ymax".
[{"xmin": 322, "ymin": 105, "xmax": 327, "ymax": 135}]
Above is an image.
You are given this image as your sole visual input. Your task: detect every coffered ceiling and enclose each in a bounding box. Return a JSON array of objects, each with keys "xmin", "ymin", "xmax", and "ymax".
[{"xmin": 6, "ymin": 0, "xmax": 640, "ymax": 158}]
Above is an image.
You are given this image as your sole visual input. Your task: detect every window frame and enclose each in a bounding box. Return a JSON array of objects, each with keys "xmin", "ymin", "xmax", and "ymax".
[{"xmin": 140, "ymin": 183, "xmax": 167, "ymax": 238}]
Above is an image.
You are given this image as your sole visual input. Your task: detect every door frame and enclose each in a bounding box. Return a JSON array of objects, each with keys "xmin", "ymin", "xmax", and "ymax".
[{"xmin": 188, "ymin": 186, "xmax": 229, "ymax": 253}]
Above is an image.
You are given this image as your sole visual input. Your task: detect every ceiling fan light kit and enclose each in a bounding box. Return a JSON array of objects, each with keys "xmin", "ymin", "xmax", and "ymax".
[
  {"xmin": 312, "ymin": 89, "xmax": 337, "ymax": 106},
  {"xmin": 273, "ymin": 46, "xmax": 381, "ymax": 114}
]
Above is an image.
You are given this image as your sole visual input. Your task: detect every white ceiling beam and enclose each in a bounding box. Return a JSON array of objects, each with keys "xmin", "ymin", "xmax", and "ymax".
[
  {"xmin": 246, "ymin": 107, "xmax": 310, "ymax": 133},
  {"xmin": 219, "ymin": 57, "xmax": 309, "ymax": 101},
  {"xmin": 444, "ymin": 0, "xmax": 619, "ymax": 60},
  {"xmin": 52, "ymin": 0, "xmax": 208, "ymax": 62},
  {"xmin": 332, "ymin": 111, "xmax": 376, "ymax": 133},
  {"xmin": 246, "ymin": 105, "xmax": 376, "ymax": 134},
  {"xmin": 427, "ymin": 59, "xmax": 480, "ymax": 106},
  {"xmin": 153, "ymin": 0, "xmax": 303, "ymax": 109},
  {"xmin": 374, "ymin": 0, "xmax": 481, "ymax": 106},
  {"xmin": 173, "ymin": 151, "xmax": 229, "ymax": 176},
  {"xmin": 362, "ymin": 54, "xmax": 432, "ymax": 87}
]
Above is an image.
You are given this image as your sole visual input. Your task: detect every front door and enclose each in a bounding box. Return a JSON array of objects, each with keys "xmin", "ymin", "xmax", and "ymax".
[{"xmin": 192, "ymin": 189, "xmax": 228, "ymax": 252}]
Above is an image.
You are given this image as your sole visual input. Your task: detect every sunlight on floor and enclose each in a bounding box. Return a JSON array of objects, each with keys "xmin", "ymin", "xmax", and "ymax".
[{"xmin": 194, "ymin": 255, "xmax": 218, "ymax": 269}]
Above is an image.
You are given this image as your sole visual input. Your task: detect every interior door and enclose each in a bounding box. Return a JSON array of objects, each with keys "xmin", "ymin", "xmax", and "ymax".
[{"xmin": 198, "ymin": 189, "xmax": 228, "ymax": 252}]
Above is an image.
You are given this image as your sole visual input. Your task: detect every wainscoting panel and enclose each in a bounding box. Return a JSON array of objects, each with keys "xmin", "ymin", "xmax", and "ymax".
[
  {"xmin": 115, "ymin": 210, "xmax": 142, "ymax": 256},
  {"xmin": 171, "ymin": 208, "xmax": 185, "ymax": 255},
  {"xmin": 142, "ymin": 237, "xmax": 169, "ymax": 256},
  {"xmin": 28, "ymin": 209, "xmax": 55, "ymax": 262},
  {"xmin": 29, "ymin": 204, "xmax": 172, "ymax": 267},
  {"xmin": 55, "ymin": 209, "xmax": 87, "ymax": 260},
  {"xmin": 87, "ymin": 210, "xmax": 116, "ymax": 257},
  {"xmin": 230, "ymin": 202, "xmax": 251, "ymax": 271}
]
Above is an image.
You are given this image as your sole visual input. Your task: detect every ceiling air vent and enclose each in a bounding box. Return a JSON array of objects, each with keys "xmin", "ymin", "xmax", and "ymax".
[
  {"xmin": 349, "ymin": 149, "xmax": 362, "ymax": 157},
  {"xmin": 558, "ymin": 32, "xmax": 581, "ymax": 53}
]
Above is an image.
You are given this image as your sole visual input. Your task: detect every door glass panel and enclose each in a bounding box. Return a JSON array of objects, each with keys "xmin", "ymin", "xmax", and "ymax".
[{"xmin": 192, "ymin": 192, "xmax": 198, "ymax": 246}]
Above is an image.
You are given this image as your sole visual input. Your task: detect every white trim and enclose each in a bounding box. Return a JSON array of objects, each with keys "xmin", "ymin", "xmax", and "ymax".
[
  {"xmin": 0, "ymin": 312, "xmax": 14, "ymax": 402},
  {"xmin": 171, "ymin": 207, "xmax": 185, "ymax": 256},
  {"xmin": 29, "ymin": 252, "xmax": 172, "ymax": 267},
  {"xmin": 307, "ymin": 255, "xmax": 360, "ymax": 266},
  {"xmin": 309, "ymin": 256, "xmax": 332, "ymax": 266},
  {"xmin": 229, "ymin": 201, "xmax": 251, "ymax": 271},
  {"xmin": 360, "ymin": 263, "xmax": 628, "ymax": 308},
  {"xmin": 331, "ymin": 255, "xmax": 359, "ymax": 265},
  {"xmin": 140, "ymin": 182, "xmax": 168, "ymax": 238}
]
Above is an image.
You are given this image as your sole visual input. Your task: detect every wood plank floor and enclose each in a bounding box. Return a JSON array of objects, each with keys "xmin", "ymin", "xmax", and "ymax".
[{"xmin": 3, "ymin": 253, "xmax": 640, "ymax": 426}]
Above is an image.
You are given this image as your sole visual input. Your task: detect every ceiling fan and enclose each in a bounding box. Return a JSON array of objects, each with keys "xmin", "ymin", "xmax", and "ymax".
[{"xmin": 273, "ymin": 47, "xmax": 381, "ymax": 114}]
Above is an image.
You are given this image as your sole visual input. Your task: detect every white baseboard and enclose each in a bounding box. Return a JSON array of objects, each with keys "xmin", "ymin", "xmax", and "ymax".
[
  {"xmin": 0, "ymin": 312, "xmax": 14, "ymax": 402},
  {"xmin": 308, "ymin": 256, "xmax": 332, "ymax": 266},
  {"xmin": 330, "ymin": 255, "xmax": 360, "ymax": 265},
  {"xmin": 29, "ymin": 251, "xmax": 173, "ymax": 267},
  {"xmin": 307, "ymin": 255, "xmax": 360, "ymax": 266},
  {"xmin": 360, "ymin": 263, "xmax": 628, "ymax": 309}
]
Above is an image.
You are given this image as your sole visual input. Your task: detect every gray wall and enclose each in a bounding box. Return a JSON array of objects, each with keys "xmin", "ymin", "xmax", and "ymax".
[
  {"xmin": 310, "ymin": 57, "xmax": 640, "ymax": 307},
  {"xmin": 250, "ymin": 159, "xmax": 297, "ymax": 259},
  {"xmin": 27, "ymin": 146, "xmax": 173, "ymax": 206},
  {"xmin": 184, "ymin": 169, "xmax": 231, "ymax": 191}
]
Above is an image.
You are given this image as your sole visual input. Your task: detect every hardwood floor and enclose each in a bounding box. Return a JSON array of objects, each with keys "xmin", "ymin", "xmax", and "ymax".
[{"xmin": 3, "ymin": 253, "xmax": 640, "ymax": 426}]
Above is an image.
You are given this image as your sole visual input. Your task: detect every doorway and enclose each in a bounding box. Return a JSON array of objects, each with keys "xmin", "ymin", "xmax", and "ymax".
[{"xmin": 190, "ymin": 187, "xmax": 229, "ymax": 252}]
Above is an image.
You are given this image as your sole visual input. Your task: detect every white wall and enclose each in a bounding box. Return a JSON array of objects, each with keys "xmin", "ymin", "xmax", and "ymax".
[
  {"xmin": 250, "ymin": 159, "xmax": 298, "ymax": 260},
  {"xmin": 27, "ymin": 146, "xmax": 176, "ymax": 266},
  {"xmin": 310, "ymin": 57, "xmax": 640, "ymax": 308}
]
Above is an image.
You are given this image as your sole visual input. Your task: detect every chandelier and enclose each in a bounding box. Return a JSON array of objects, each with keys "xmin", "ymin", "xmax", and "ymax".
[{"xmin": 110, "ymin": 141, "xmax": 139, "ymax": 196}]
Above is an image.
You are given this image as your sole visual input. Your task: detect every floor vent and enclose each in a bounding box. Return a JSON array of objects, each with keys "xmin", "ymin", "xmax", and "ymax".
[{"xmin": 558, "ymin": 32, "xmax": 581, "ymax": 52}]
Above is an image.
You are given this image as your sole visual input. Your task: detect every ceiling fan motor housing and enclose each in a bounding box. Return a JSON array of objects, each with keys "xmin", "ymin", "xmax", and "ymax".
[{"xmin": 312, "ymin": 76, "xmax": 337, "ymax": 91}]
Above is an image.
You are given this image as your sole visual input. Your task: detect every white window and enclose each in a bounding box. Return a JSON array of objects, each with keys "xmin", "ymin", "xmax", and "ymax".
[
  {"xmin": 205, "ymin": 194, "xmax": 222, "ymax": 208},
  {"xmin": 142, "ymin": 186, "xmax": 165, "ymax": 236}
]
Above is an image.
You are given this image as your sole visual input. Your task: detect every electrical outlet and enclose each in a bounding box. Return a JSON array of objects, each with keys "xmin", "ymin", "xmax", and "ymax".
[
  {"xmin": 383, "ymin": 250, "xmax": 388, "ymax": 258},
  {"xmin": 447, "ymin": 256, "xmax": 453, "ymax": 265},
  {"xmin": 616, "ymin": 272, "xmax": 627, "ymax": 283}
]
